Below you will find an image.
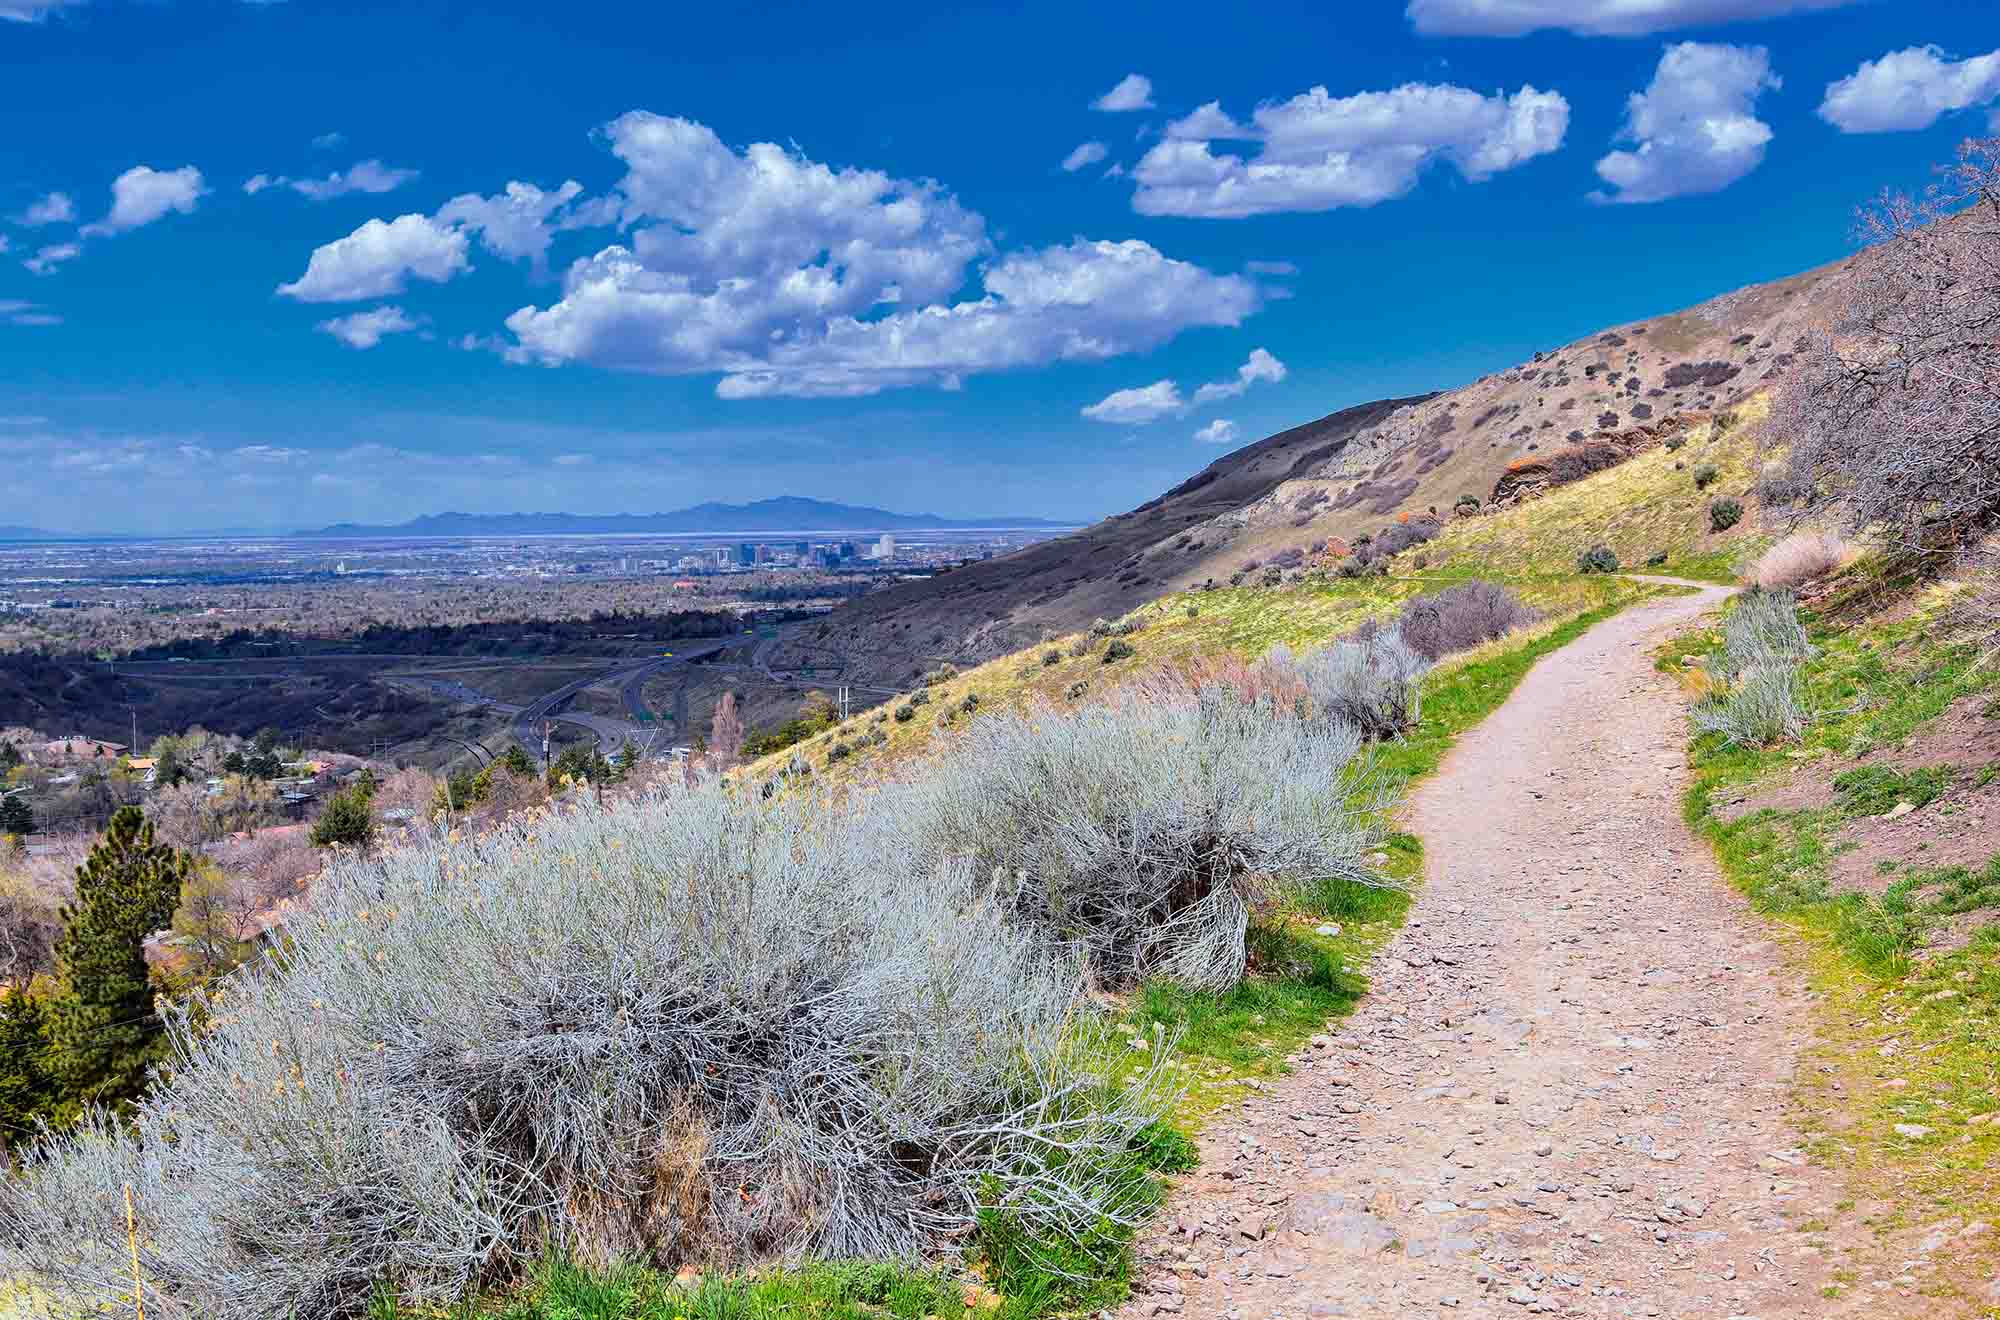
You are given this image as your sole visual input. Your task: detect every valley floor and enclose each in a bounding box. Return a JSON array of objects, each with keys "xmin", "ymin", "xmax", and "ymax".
[{"xmin": 1116, "ymin": 586, "xmax": 1929, "ymax": 1319}]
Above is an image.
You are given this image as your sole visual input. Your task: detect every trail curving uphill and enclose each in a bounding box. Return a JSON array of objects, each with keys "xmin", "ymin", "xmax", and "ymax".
[{"xmin": 1118, "ymin": 584, "xmax": 1911, "ymax": 1320}]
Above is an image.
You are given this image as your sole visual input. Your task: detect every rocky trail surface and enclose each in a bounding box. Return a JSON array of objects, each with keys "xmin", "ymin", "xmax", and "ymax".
[{"xmin": 1117, "ymin": 585, "xmax": 1926, "ymax": 1320}]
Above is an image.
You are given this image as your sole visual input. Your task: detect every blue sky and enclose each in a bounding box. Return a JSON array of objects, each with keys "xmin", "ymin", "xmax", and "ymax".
[{"xmin": 2, "ymin": 0, "xmax": 1996, "ymax": 534}]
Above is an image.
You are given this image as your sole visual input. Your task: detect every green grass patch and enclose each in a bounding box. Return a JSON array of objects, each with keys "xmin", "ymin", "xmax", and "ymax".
[
  {"xmin": 1831, "ymin": 764, "xmax": 1955, "ymax": 816},
  {"xmin": 1676, "ymin": 582, "xmax": 2000, "ymax": 1295}
]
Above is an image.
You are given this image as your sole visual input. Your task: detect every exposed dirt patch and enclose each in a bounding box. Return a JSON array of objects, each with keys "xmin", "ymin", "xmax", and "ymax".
[
  {"xmin": 1869, "ymin": 694, "xmax": 2000, "ymax": 769},
  {"xmin": 1826, "ymin": 782, "xmax": 2000, "ymax": 897},
  {"xmin": 1712, "ymin": 760, "xmax": 1837, "ymax": 822}
]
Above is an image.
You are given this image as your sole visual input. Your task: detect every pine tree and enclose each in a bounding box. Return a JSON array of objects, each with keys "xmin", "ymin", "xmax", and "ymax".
[
  {"xmin": 310, "ymin": 786, "xmax": 377, "ymax": 849},
  {"xmin": 151, "ymin": 737, "xmax": 186, "ymax": 789},
  {"xmin": 0, "ymin": 984, "xmax": 59, "ymax": 1139},
  {"xmin": 500, "ymin": 743, "xmax": 535, "ymax": 777},
  {"xmin": 43, "ymin": 807, "xmax": 191, "ymax": 1118},
  {"xmin": 0, "ymin": 792, "xmax": 32, "ymax": 836}
]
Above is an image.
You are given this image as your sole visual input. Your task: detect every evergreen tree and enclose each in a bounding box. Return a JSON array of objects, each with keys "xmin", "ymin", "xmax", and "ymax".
[
  {"xmin": 43, "ymin": 807, "xmax": 191, "ymax": 1118},
  {"xmin": 500, "ymin": 742, "xmax": 535, "ymax": 777},
  {"xmin": 0, "ymin": 792, "xmax": 32, "ymax": 836},
  {"xmin": 0, "ymin": 985, "xmax": 59, "ymax": 1138},
  {"xmin": 311, "ymin": 784, "xmax": 377, "ymax": 849},
  {"xmin": 151, "ymin": 738, "xmax": 187, "ymax": 789},
  {"xmin": 548, "ymin": 744, "xmax": 613, "ymax": 787}
]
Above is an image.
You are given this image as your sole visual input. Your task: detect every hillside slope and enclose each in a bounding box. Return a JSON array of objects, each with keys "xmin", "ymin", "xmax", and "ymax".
[{"xmin": 786, "ymin": 249, "xmax": 1858, "ymax": 686}]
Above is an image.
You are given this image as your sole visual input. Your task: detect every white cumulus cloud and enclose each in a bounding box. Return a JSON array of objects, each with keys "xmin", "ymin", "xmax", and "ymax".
[
  {"xmin": 315, "ymin": 305, "xmax": 422, "ymax": 349},
  {"xmin": 1405, "ymin": 0, "xmax": 1856, "ymax": 36},
  {"xmin": 1192, "ymin": 347, "xmax": 1287, "ymax": 405},
  {"xmin": 1165, "ymin": 102, "xmax": 1251, "ymax": 140},
  {"xmin": 1083, "ymin": 348, "xmax": 1287, "ymax": 423},
  {"xmin": 244, "ymin": 159, "xmax": 420, "ymax": 201},
  {"xmin": 1819, "ymin": 45, "xmax": 2000, "ymax": 134},
  {"xmin": 15, "ymin": 192, "xmax": 75, "ymax": 226},
  {"xmin": 81, "ymin": 165, "xmax": 206, "ymax": 237},
  {"xmin": 1062, "ymin": 141, "xmax": 1109, "ymax": 172},
  {"xmin": 1194, "ymin": 419, "xmax": 1241, "ymax": 445},
  {"xmin": 435, "ymin": 179, "xmax": 587, "ymax": 268},
  {"xmin": 1094, "ymin": 74, "xmax": 1155, "ymax": 112},
  {"xmin": 1132, "ymin": 81, "xmax": 1569, "ymax": 218},
  {"xmin": 1592, "ymin": 42, "xmax": 1778, "ymax": 204},
  {"xmin": 1082, "ymin": 379, "xmax": 1186, "ymax": 424},
  {"xmin": 277, "ymin": 213, "xmax": 470, "ymax": 302},
  {"xmin": 496, "ymin": 113, "xmax": 1258, "ymax": 398}
]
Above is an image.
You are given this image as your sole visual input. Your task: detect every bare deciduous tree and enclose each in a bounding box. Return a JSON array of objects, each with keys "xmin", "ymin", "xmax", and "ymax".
[
  {"xmin": 1772, "ymin": 138, "xmax": 2000, "ymax": 551},
  {"xmin": 708, "ymin": 691, "xmax": 745, "ymax": 771}
]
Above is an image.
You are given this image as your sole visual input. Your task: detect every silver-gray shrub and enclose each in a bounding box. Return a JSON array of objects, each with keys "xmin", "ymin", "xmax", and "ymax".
[
  {"xmin": 1693, "ymin": 589, "xmax": 1814, "ymax": 746},
  {"xmin": 0, "ymin": 784, "xmax": 1169, "ymax": 1319},
  {"xmin": 1266, "ymin": 633, "xmax": 1430, "ymax": 741},
  {"xmin": 874, "ymin": 688, "xmax": 1390, "ymax": 995},
  {"xmin": 1711, "ymin": 588, "xmax": 1814, "ymax": 685},
  {"xmin": 1692, "ymin": 662, "xmax": 1810, "ymax": 746}
]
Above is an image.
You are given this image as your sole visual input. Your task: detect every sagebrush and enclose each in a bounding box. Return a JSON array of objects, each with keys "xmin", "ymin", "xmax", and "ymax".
[
  {"xmin": 877, "ymin": 687, "xmax": 1390, "ymax": 994},
  {"xmin": 0, "ymin": 785, "xmax": 1172, "ymax": 1319}
]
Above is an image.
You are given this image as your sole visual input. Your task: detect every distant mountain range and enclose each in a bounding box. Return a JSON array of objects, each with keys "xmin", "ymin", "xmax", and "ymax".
[{"xmin": 301, "ymin": 497, "xmax": 1069, "ymax": 538}]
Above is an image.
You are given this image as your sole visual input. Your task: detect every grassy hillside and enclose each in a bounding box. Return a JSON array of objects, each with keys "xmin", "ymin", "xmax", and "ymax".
[
  {"xmin": 1671, "ymin": 568, "xmax": 2000, "ymax": 1307},
  {"xmin": 1423, "ymin": 395, "xmax": 1769, "ymax": 582},
  {"xmin": 791, "ymin": 250, "xmax": 1866, "ymax": 689},
  {"xmin": 745, "ymin": 572, "xmax": 1654, "ymax": 789}
]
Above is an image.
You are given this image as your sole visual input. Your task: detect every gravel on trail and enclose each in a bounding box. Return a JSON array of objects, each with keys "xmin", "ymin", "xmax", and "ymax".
[{"xmin": 1115, "ymin": 585, "xmax": 1934, "ymax": 1320}]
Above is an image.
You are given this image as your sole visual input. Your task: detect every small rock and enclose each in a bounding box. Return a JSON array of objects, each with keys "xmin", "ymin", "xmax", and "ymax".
[
  {"xmin": 1895, "ymin": 1124, "xmax": 1933, "ymax": 1140},
  {"xmin": 1316, "ymin": 923, "xmax": 1343, "ymax": 937},
  {"xmin": 1533, "ymin": 1142, "xmax": 1553, "ymax": 1158}
]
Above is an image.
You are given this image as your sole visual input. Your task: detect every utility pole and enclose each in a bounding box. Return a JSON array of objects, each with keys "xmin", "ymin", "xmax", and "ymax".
[{"xmin": 542, "ymin": 720, "xmax": 552, "ymax": 770}]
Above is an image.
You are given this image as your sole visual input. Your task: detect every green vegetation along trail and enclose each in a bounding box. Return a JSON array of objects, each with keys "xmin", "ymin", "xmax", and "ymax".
[{"xmin": 1117, "ymin": 583, "xmax": 1928, "ymax": 1319}]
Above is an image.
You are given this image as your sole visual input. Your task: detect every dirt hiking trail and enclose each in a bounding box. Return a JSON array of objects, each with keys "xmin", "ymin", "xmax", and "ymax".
[{"xmin": 1117, "ymin": 585, "xmax": 1921, "ymax": 1320}]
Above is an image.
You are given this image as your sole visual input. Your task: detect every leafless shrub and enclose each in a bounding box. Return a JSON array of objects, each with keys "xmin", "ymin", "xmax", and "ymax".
[
  {"xmin": 707, "ymin": 692, "xmax": 745, "ymax": 770},
  {"xmin": 370, "ymin": 766, "xmax": 439, "ymax": 824},
  {"xmin": 1394, "ymin": 583, "xmax": 1536, "ymax": 662},
  {"xmin": 0, "ymin": 784, "xmax": 1170, "ymax": 1318},
  {"xmin": 0, "ymin": 864, "xmax": 64, "ymax": 982},
  {"xmin": 1119, "ymin": 652, "xmax": 1311, "ymax": 714},
  {"xmin": 1352, "ymin": 518, "xmax": 1439, "ymax": 566},
  {"xmin": 1753, "ymin": 532, "xmax": 1849, "ymax": 591},
  {"xmin": 1772, "ymin": 137, "xmax": 2000, "ymax": 553}
]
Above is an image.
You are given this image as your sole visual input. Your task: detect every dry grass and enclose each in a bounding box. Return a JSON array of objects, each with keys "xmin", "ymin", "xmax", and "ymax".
[
  {"xmin": 1421, "ymin": 396, "xmax": 1772, "ymax": 580},
  {"xmin": 1752, "ymin": 531, "xmax": 1851, "ymax": 592}
]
